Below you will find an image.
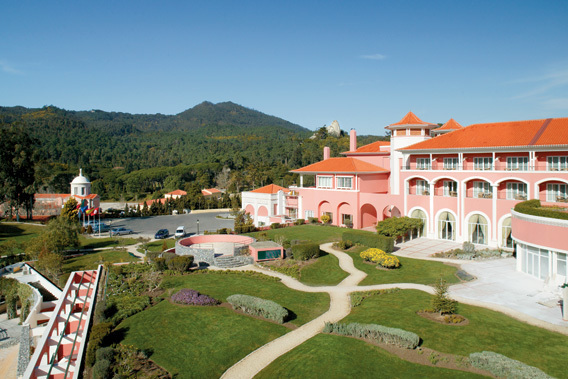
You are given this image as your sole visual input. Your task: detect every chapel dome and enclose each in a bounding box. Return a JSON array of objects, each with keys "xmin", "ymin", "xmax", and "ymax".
[{"xmin": 71, "ymin": 169, "xmax": 90, "ymax": 185}]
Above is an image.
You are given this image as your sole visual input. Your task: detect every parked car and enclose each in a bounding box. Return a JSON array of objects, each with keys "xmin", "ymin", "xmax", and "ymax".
[
  {"xmin": 110, "ymin": 227, "xmax": 133, "ymax": 236},
  {"xmin": 154, "ymin": 229, "xmax": 169, "ymax": 239},
  {"xmin": 175, "ymin": 226, "xmax": 186, "ymax": 238}
]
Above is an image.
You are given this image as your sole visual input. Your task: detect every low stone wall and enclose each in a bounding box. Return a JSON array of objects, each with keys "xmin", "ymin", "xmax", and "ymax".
[
  {"xmin": 176, "ymin": 241, "xmax": 215, "ymax": 265},
  {"xmin": 17, "ymin": 325, "xmax": 30, "ymax": 377}
]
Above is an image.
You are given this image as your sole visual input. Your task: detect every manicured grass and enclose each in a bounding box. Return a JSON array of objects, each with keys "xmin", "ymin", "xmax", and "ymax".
[
  {"xmin": 63, "ymin": 250, "xmax": 140, "ymax": 272},
  {"xmin": 161, "ymin": 272, "xmax": 329, "ymax": 326},
  {"xmin": 342, "ymin": 289, "xmax": 568, "ymax": 378},
  {"xmin": 78, "ymin": 235, "xmax": 139, "ymax": 249},
  {"xmin": 299, "ymin": 252, "xmax": 349, "ymax": 286},
  {"xmin": 119, "ymin": 300, "xmax": 288, "ymax": 378},
  {"xmin": 0, "ymin": 223, "xmax": 44, "ymax": 253},
  {"xmin": 139, "ymin": 238, "xmax": 176, "ymax": 253},
  {"xmin": 247, "ymin": 224, "xmax": 349, "ymax": 245},
  {"xmin": 346, "ymin": 247, "xmax": 460, "ymax": 286},
  {"xmin": 256, "ymin": 333, "xmax": 484, "ymax": 379}
]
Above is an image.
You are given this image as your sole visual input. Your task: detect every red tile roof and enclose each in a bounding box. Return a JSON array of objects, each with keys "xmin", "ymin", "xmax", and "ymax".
[
  {"xmin": 140, "ymin": 198, "xmax": 168, "ymax": 206},
  {"xmin": 401, "ymin": 117, "xmax": 568, "ymax": 151},
  {"xmin": 291, "ymin": 157, "xmax": 389, "ymax": 173},
  {"xmin": 342, "ymin": 140, "xmax": 390, "ymax": 154},
  {"xmin": 202, "ymin": 188, "xmax": 221, "ymax": 195},
  {"xmin": 432, "ymin": 118, "xmax": 463, "ymax": 132},
  {"xmin": 250, "ymin": 184, "xmax": 287, "ymax": 194},
  {"xmin": 388, "ymin": 111, "xmax": 434, "ymax": 126},
  {"xmin": 75, "ymin": 194, "xmax": 99, "ymax": 200},
  {"xmin": 35, "ymin": 193, "xmax": 70, "ymax": 199},
  {"xmin": 167, "ymin": 190, "xmax": 187, "ymax": 196}
]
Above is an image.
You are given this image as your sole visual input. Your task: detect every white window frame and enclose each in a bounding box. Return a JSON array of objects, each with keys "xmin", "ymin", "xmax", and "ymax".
[
  {"xmin": 507, "ymin": 156, "xmax": 529, "ymax": 171},
  {"xmin": 341, "ymin": 213, "xmax": 353, "ymax": 225},
  {"xmin": 416, "ymin": 158, "xmax": 431, "ymax": 170},
  {"xmin": 443, "ymin": 181, "xmax": 458, "ymax": 197},
  {"xmin": 548, "ymin": 156, "xmax": 568, "ymax": 171},
  {"xmin": 336, "ymin": 176, "xmax": 353, "ymax": 190},
  {"xmin": 473, "ymin": 181, "xmax": 491, "ymax": 198},
  {"xmin": 474, "ymin": 157, "xmax": 493, "ymax": 171},
  {"xmin": 317, "ymin": 175, "xmax": 333, "ymax": 189},
  {"xmin": 506, "ymin": 182, "xmax": 527, "ymax": 200},
  {"xmin": 305, "ymin": 210, "xmax": 314, "ymax": 219},
  {"xmin": 547, "ymin": 183, "xmax": 568, "ymax": 202},
  {"xmin": 416, "ymin": 180, "xmax": 429, "ymax": 195},
  {"xmin": 557, "ymin": 253, "xmax": 567, "ymax": 279},
  {"xmin": 443, "ymin": 158, "xmax": 458, "ymax": 170}
]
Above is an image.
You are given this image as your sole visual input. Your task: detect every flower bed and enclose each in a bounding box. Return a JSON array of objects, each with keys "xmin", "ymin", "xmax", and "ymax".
[
  {"xmin": 171, "ymin": 288, "xmax": 220, "ymax": 306},
  {"xmin": 360, "ymin": 248, "xmax": 400, "ymax": 269}
]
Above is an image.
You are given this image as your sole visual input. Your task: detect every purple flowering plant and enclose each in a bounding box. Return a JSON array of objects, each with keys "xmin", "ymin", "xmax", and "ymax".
[{"xmin": 171, "ymin": 288, "xmax": 220, "ymax": 306}]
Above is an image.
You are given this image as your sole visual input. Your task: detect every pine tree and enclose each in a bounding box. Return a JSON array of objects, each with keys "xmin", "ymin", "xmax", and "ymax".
[{"xmin": 432, "ymin": 277, "xmax": 458, "ymax": 315}]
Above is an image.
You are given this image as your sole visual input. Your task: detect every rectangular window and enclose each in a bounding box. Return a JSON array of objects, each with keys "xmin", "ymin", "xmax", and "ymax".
[
  {"xmin": 474, "ymin": 157, "xmax": 493, "ymax": 170},
  {"xmin": 416, "ymin": 158, "xmax": 431, "ymax": 170},
  {"xmin": 317, "ymin": 176, "xmax": 333, "ymax": 188},
  {"xmin": 506, "ymin": 182, "xmax": 527, "ymax": 200},
  {"xmin": 557, "ymin": 253, "xmax": 567, "ymax": 278},
  {"xmin": 547, "ymin": 183, "xmax": 568, "ymax": 202},
  {"xmin": 336, "ymin": 176, "xmax": 352, "ymax": 189},
  {"xmin": 507, "ymin": 157, "xmax": 529, "ymax": 171},
  {"xmin": 443, "ymin": 158, "xmax": 458, "ymax": 170},
  {"xmin": 341, "ymin": 214, "xmax": 353, "ymax": 225},
  {"xmin": 548, "ymin": 156, "xmax": 568, "ymax": 171},
  {"xmin": 305, "ymin": 210, "xmax": 314, "ymax": 219},
  {"xmin": 473, "ymin": 181, "xmax": 491, "ymax": 198},
  {"xmin": 443, "ymin": 181, "xmax": 458, "ymax": 197},
  {"xmin": 416, "ymin": 180, "xmax": 429, "ymax": 195},
  {"xmin": 322, "ymin": 211, "xmax": 333, "ymax": 223}
]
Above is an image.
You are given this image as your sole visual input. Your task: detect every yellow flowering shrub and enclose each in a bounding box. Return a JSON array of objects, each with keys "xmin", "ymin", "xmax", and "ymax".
[{"xmin": 360, "ymin": 248, "xmax": 400, "ymax": 269}]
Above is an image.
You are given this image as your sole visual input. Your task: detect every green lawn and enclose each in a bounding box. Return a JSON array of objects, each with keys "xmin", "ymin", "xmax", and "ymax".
[
  {"xmin": 119, "ymin": 300, "xmax": 288, "ymax": 379},
  {"xmin": 0, "ymin": 223, "xmax": 44, "ymax": 253},
  {"xmin": 257, "ymin": 333, "xmax": 484, "ymax": 379},
  {"xmin": 139, "ymin": 238, "xmax": 176, "ymax": 253},
  {"xmin": 346, "ymin": 247, "xmax": 460, "ymax": 286},
  {"xmin": 343, "ymin": 289, "xmax": 568, "ymax": 378},
  {"xmin": 63, "ymin": 250, "xmax": 140, "ymax": 273},
  {"xmin": 299, "ymin": 252, "xmax": 349, "ymax": 286},
  {"xmin": 247, "ymin": 224, "xmax": 351, "ymax": 244},
  {"xmin": 161, "ymin": 272, "xmax": 329, "ymax": 326},
  {"xmin": 78, "ymin": 235, "xmax": 139, "ymax": 249}
]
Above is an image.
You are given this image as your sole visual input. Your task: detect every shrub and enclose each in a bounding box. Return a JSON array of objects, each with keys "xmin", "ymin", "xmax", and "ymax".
[
  {"xmin": 85, "ymin": 322, "xmax": 113, "ymax": 367},
  {"xmin": 323, "ymin": 322, "xmax": 420, "ymax": 349},
  {"xmin": 270, "ymin": 223, "xmax": 281, "ymax": 229},
  {"xmin": 217, "ymin": 228, "xmax": 230, "ymax": 234},
  {"xmin": 227, "ymin": 294, "xmax": 288, "ymax": 323},
  {"xmin": 167, "ymin": 255, "xmax": 194, "ymax": 273},
  {"xmin": 171, "ymin": 288, "xmax": 219, "ymax": 306},
  {"xmin": 161, "ymin": 240, "xmax": 168, "ymax": 252},
  {"xmin": 462, "ymin": 241, "xmax": 475, "ymax": 254},
  {"xmin": 320, "ymin": 214, "xmax": 331, "ymax": 224},
  {"xmin": 515, "ymin": 199, "xmax": 568, "ymax": 221},
  {"xmin": 444, "ymin": 314, "xmax": 466, "ymax": 324},
  {"xmin": 342, "ymin": 230, "xmax": 395, "ymax": 253},
  {"xmin": 96, "ymin": 346, "xmax": 115, "ymax": 362},
  {"xmin": 153, "ymin": 257, "xmax": 167, "ymax": 271},
  {"xmin": 360, "ymin": 248, "xmax": 400, "ymax": 269},
  {"xmin": 107, "ymin": 295, "xmax": 150, "ymax": 323},
  {"xmin": 145, "ymin": 251, "xmax": 160, "ymax": 261},
  {"xmin": 294, "ymin": 219, "xmax": 305, "ymax": 225},
  {"xmin": 336, "ymin": 240, "xmax": 353, "ymax": 250},
  {"xmin": 432, "ymin": 277, "xmax": 458, "ymax": 315},
  {"xmin": 469, "ymin": 351, "xmax": 553, "ymax": 379},
  {"xmin": 87, "ymin": 225, "xmax": 93, "ymax": 234},
  {"xmin": 308, "ymin": 217, "xmax": 319, "ymax": 224},
  {"xmin": 92, "ymin": 358, "xmax": 111, "ymax": 379},
  {"xmin": 291, "ymin": 243, "xmax": 320, "ymax": 261},
  {"xmin": 376, "ymin": 216, "xmax": 423, "ymax": 239}
]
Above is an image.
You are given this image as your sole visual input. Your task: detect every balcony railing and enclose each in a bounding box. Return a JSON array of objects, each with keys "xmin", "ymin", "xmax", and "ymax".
[{"xmin": 401, "ymin": 162, "xmax": 568, "ymax": 172}]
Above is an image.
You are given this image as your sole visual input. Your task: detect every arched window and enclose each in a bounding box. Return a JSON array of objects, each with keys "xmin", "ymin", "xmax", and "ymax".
[
  {"xmin": 469, "ymin": 214, "xmax": 488, "ymax": 245},
  {"xmin": 501, "ymin": 217, "xmax": 513, "ymax": 248},
  {"xmin": 410, "ymin": 209, "xmax": 427, "ymax": 237},
  {"xmin": 438, "ymin": 212, "xmax": 455, "ymax": 241}
]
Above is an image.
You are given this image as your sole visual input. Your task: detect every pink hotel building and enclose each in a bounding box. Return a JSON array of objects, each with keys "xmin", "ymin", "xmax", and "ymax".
[{"xmin": 242, "ymin": 112, "xmax": 568, "ymax": 285}]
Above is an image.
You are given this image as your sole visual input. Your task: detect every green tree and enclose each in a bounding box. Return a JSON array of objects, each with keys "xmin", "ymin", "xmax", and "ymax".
[
  {"xmin": 26, "ymin": 217, "xmax": 79, "ymax": 259},
  {"xmin": 431, "ymin": 277, "xmax": 458, "ymax": 315},
  {"xmin": 61, "ymin": 197, "xmax": 79, "ymax": 223},
  {"xmin": 0, "ymin": 124, "xmax": 39, "ymax": 221}
]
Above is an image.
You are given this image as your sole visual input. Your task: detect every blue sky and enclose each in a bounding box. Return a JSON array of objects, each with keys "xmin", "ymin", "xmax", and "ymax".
[{"xmin": 1, "ymin": 1, "xmax": 567, "ymax": 135}]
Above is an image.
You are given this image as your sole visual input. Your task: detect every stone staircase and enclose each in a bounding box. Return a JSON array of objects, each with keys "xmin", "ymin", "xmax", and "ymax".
[{"xmin": 213, "ymin": 255, "xmax": 254, "ymax": 268}]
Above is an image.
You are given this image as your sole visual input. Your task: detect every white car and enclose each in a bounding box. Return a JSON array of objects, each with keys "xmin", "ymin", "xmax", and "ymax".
[{"xmin": 175, "ymin": 226, "xmax": 186, "ymax": 238}]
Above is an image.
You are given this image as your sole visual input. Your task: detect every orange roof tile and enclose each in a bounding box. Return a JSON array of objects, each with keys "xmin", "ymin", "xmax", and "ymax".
[
  {"xmin": 203, "ymin": 188, "xmax": 221, "ymax": 194},
  {"xmin": 291, "ymin": 157, "xmax": 389, "ymax": 173},
  {"xmin": 432, "ymin": 118, "xmax": 463, "ymax": 132},
  {"xmin": 35, "ymin": 193, "xmax": 70, "ymax": 199},
  {"xmin": 401, "ymin": 117, "xmax": 568, "ymax": 151},
  {"xmin": 167, "ymin": 189, "xmax": 187, "ymax": 196},
  {"xmin": 342, "ymin": 140, "xmax": 390, "ymax": 154},
  {"xmin": 388, "ymin": 111, "xmax": 434, "ymax": 126},
  {"xmin": 250, "ymin": 184, "xmax": 287, "ymax": 194},
  {"xmin": 75, "ymin": 194, "xmax": 99, "ymax": 200}
]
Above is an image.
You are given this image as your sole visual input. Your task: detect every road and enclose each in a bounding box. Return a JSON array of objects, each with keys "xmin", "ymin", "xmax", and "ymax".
[{"xmin": 94, "ymin": 210, "xmax": 235, "ymax": 239}]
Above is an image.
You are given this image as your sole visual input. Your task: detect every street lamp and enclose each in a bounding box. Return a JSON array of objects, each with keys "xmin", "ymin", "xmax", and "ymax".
[{"xmin": 197, "ymin": 219, "xmax": 200, "ymax": 235}]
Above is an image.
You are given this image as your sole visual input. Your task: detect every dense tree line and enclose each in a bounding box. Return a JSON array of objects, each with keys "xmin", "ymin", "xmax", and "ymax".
[{"xmin": 0, "ymin": 104, "xmax": 388, "ymax": 201}]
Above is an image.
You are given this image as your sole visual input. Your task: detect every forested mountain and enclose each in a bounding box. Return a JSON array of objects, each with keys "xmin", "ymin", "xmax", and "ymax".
[{"xmin": 0, "ymin": 103, "xmax": 387, "ymax": 201}]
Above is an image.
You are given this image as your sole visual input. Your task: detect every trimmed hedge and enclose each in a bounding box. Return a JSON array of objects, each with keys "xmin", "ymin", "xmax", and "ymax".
[
  {"xmin": 469, "ymin": 351, "xmax": 553, "ymax": 379},
  {"xmin": 167, "ymin": 255, "xmax": 194, "ymax": 272},
  {"xmin": 227, "ymin": 294, "xmax": 288, "ymax": 323},
  {"xmin": 323, "ymin": 322, "xmax": 420, "ymax": 349},
  {"xmin": 85, "ymin": 322, "xmax": 113, "ymax": 367},
  {"xmin": 291, "ymin": 243, "xmax": 321, "ymax": 260},
  {"xmin": 514, "ymin": 199, "xmax": 568, "ymax": 221},
  {"xmin": 342, "ymin": 230, "xmax": 395, "ymax": 253}
]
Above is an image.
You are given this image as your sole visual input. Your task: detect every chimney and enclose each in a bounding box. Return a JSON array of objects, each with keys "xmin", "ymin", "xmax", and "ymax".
[
  {"xmin": 349, "ymin": 129, "xmax": 357, "ymax": 152},
  {"xmin": 323, "ymin": 146, "xmax": 330, "ymax": 160}
]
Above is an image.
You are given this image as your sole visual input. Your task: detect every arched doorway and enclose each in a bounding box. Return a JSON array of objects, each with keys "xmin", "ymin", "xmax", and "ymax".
[
  {"xmin": 318, "ymin": 201, "xmax": 333, "ymax": 224},
  {"xmin": 438, "ymin": 211, "xmax": 455, "ymax": 241},
  {"xmin": 468, "ymin": 214, "xmax": 488, "ymax": 245},
  {"xmin": 501, "ymin": 216, "xmax": 513, "ymax": 248},
  {"xmin": 244, "ymin": 204, "xmax": 255, "ymax": 216},
  {"xmin": 382, "ymin": 205, "xmax": 401, "ymax": 220},
  {"xmin": 337, "ymin": 202, "xmax": 353, "ymax": 227},
  {"xmin": 360, "ymin": 204, "xmax": 377, "ymax": 229},
  {"xmin": 410, "ymin": 209, "xmax": 427, "ymax": 238}
]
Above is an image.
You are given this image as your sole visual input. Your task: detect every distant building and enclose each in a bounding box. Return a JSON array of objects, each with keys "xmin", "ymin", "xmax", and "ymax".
[
  {"xmin": 165, "ymin": 189, "xmax": 187, "ymax": 199},
  {"xmin": 201, "ymin": 188, "xmax": 222, "ymax": 198}
]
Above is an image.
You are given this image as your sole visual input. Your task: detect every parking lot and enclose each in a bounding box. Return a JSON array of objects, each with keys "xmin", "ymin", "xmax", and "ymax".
[{"xmin": 94, "ymin": 210, "xmax": 235, "ymax": 239}]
